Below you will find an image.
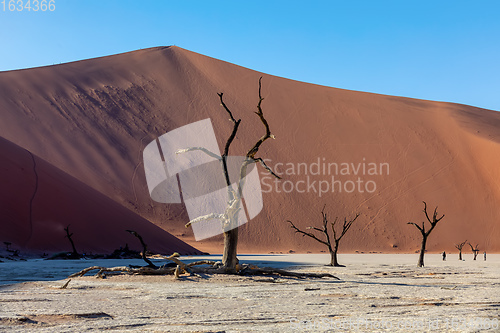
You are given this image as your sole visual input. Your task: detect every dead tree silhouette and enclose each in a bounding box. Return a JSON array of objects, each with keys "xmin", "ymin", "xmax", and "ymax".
[
  {"xmin": 408, "ymin": 201, "xmax": 445, "ymax": 267},
  {"xmin": 288, "ymin": 205, "xmax": 359, "ymax": 267},
  {"xmin": 64, "ymin": 225, "xmax": 80, "ymax": 259},
  {"xmin": 455, "ymin": 240, "xmax": 467, "ymax": 260},
  {"xmin": 468, "ymin": 243, "xmax": 479, "ymax": 260}
]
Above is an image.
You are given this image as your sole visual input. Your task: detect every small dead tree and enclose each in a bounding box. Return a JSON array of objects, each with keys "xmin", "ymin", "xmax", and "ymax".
[
  {"xmin": 288, "ymin": 205, "xmax": 359, "ymax": 267},
  {"xmin": 126, "ymin": 230, "xmax": 157, "ymax": 268},
  {"xmin": 468, "ymin": 243, "xmax": 479, "ymax": 260},
  {"xmin": 64, "ymin": 225, "xmax": 80, "ymax": 259},
  {"xmin": 455, "ymin": 240, "xmax": 467, "ymax": 260},
  {"xmin": 408, "ymin": 201, "xmax": 445, "ymax": 267},
  {"xmin": 3, "ymin": 242, "xmax": 11, "ymax": 252}
]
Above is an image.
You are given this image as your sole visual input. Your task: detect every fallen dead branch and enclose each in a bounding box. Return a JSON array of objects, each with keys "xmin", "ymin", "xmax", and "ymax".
[
  {"xmin": 68, "ymin": 255, "xmax": 339, "ymax": 280},
  {"xmin": 60, "ymin": 279, "xmax": 71, "ymax": 289},
  {"xmin": 68, "ymin": 265, "xmax": 176, "ymax": 278}
]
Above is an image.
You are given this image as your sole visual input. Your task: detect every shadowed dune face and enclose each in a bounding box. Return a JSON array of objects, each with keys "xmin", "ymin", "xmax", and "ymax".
[
  {"xmin": 0, "ymin": 136, "xmax": 201, "ymax": 255},
  {"xmin": 0, "ymin": 46, "xmax": 499, "ymax": 254}
]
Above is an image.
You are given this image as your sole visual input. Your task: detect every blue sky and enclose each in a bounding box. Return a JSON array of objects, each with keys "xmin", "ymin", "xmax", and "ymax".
[{"xmin": 1, "ymin": 1, "xmax": 499, "ymax": 111}]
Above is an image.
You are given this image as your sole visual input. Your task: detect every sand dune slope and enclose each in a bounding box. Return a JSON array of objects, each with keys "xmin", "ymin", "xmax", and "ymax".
[
  {"xmin": 0, "ymin": 136, "xmax": 201, "ymax": 255},
  {"xmin": 0, "ymin": 46, "xmax": 499, "ymax": 253}
]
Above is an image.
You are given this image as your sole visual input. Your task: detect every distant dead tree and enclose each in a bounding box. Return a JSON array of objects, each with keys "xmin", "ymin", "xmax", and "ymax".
[
  {"xmin": 455, "ymin": 240, "xmax": 467, "ymax": 260},
  {"xmin": 64, "ymin": 225, "xmax": 80, "ymax": 259},
  {"xmin": 3, "ymin": 241, "xmax": 11, "ymax": 251},
  {"xmin": 288, "ymin": 205, "xmax": 359, "ymax": 267},
  {"xmin": 126, "ymin": 230, "xmax": 157, "ymax": 268},
  {"xmin": 468, "ymin": 243, "xmax": 479, "ymax": 260},
  {"xmin": 408, "ymin": 201, "xmax": 445, "ymax": 267}
]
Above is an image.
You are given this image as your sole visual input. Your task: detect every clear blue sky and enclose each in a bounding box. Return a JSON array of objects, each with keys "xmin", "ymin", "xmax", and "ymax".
[{"xmin": 1, "ymin": 1, "xmax": 499, "ymax": 111}]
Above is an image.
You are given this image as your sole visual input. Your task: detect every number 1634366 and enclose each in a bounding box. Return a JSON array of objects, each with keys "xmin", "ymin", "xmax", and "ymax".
[{"xmin": 2, "ymin": 0, "xmax": 55, "ymax": 12}]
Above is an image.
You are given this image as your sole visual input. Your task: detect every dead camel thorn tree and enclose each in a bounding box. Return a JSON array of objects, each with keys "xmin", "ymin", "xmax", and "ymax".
[
  {"xmin": 468, "ymin": 243, "xmax": 479, "ymax": 260},
  {"xmin": 181, "ymin": 77, "xmax": 281, "ymax": 271},
  {"xmin": 408, "ymin": 201, "xmax": 445, "ymax": 267},
  {"xmin": 455, "ymin": 240, "xmax": 467, "ymax": 260},
  {"xmin": 288, "ymin": 205, "xmax": 360, "ymax": 267},
  {"xmin": 217, "ymin": 77, "xmax": 281, "ymax": 270}
]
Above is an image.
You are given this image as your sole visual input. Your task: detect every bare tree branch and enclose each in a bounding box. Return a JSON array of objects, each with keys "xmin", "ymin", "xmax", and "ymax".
[
  {"xmin": 287, "ymin": 220, "xmax": 329, "ymax": 246},
  {"xmin": 423, "ymin": 201, "xmax": 432, "ymax": 224},
  {"xmin": 307, "ymin": 226, "xmax": 324, "ymax": 233},
  {"xmin": 241, "ymin": 77, "xmax": 280, "ymax": 180},
  {"xmin": 338, "ymin": 214, "xmax": 360, "ymax": 239},
  {"xmin": 218, "ymin": 92, "xmax": 241, "ymax": 186},
  {"xmin": 187, "ymin": 260, "xmax": 217, "ymax": 267},
  {"xmin": 407, "ymin": 222, "xmax": 424, "ymax": 234},
  {"xmin": 185, "ymin": 213, "xmax": 226, "ymax": 228},
  {"xmin": 455, "ymin": 240, "xmax": 467, "ymax": 251},
  {"xmin": 288, "ymin": 205, "xmax": 359, "ymax": 266},
  {"xmin": 218, "ymin": 93, "xmax": 241, "ymax": 169},
  {"xmin": 69, "ymin": 265, "xmax": 179, "ymax": 278},
  {"xmin": 218, "ymin": 92, "xmax": 238, "ymax": 124},
  {"xmin": 323, "ymin": 208, "xmax": 333, "ymax": 246},
  {"xmin": 126, "ymin": 230, "xmax": 157, "ymax": 268},
  {"xmin": 246, "ymin": 77, "xmax": 274, "ymax": 159},
  {"xmin": 468, "ymin": 242, "xmax": 479, "ymax": 260},
  {"xmin": 175, "ymin": 147, "xmax": 221, "ymax": 160},
  {"xmin": 254, "ymin": 157, "xmax": 281, "ymax": 179}
]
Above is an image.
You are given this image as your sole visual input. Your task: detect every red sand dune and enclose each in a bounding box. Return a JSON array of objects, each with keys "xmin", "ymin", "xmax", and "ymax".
[
  {"xmin": 0, "ymin": 136, "xmax": 201, "ymax": 255},
  {"xmin": 1, "ymin": 46, "xmax": 499, "ymax": 254}
]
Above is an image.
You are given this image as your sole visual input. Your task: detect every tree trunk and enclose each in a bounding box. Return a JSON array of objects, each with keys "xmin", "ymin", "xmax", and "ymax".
[
  {"xmin": 418, "ymin": 236, "xmax": 427, "ymax": 267},
  {"xmin": 458, "ymin": 251, "xmax": 462, "ymax": 261},
  {"xmin": 222, "ymin": 228, "xmax": 238, "ymax": 271},
  {"xmin": 330, "ymin": 241, "xmax": 341, "ymax": 267},
  {"xmin": 473, "ymin": 252, "xmax": 477, "ymax": 260},
  {"xmin": 330, "ymin": 250, "xmax": 340, "ymax": 267},
  {"xmin": 69, "ymin": 238, "xmax": 78, "ymax": 257},
  {"xmin": 221, "ymin": 156, "xmax": 238, "ymax": 271}
]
